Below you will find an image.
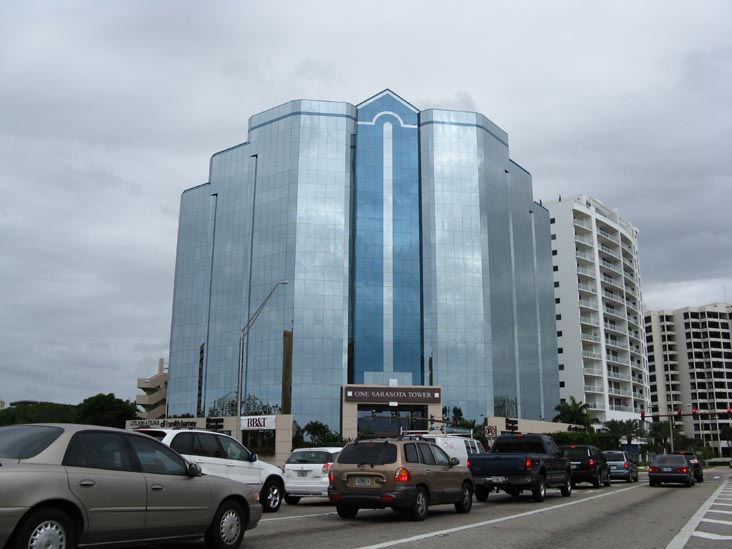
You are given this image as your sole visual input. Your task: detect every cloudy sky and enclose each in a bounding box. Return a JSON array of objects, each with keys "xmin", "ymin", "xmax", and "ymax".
[{"xmin": 1, "ymin": 0, "xmax": 730, "ymax": 406}]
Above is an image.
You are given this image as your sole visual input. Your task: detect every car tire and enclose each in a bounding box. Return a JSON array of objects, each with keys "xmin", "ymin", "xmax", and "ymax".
[
  {"xmin": 560, "ymin": 474, "xmax": 572, "ymax": 497},
  {"xmin": 697, "ymin": 473, "xmax": 704, "ymax": 483},
  {"xmin": 603, "ymin": 471, "xmax": 611, "ymax": 487},
  {"xmin": 336, "ymin": 504, "xmax": 358, "ymax": 519},
  {"xmin": 204, "ymin": 500, "xmax": 245, "ymax": 549},
  {"xmin": 475, "ymin": 485, "xmax": 489, "ymax": 502},
  {"xmin": 685, "ymin": 476, "xmax": 693, "ymax": 487},
  {"xmin": 260, "ymin": 479, "xmax": 283, "ymax": 512},
  {"xmin": 455, "ymin": 482, "xmax": 473, "ymax": 513},
  {"xmin": 649, "ymin": 480, "xmax": 657, "ymax": 487},
  {"xmin": 409, "ymin": 486, "xmax": 429, "ymax": 521},
  {"xmin": 532, "ymin": 475, "xmax": 546, "ymax": 502},
  {"xmin": 592, "ymin": 473, "xmax": 601, "ymax": 488},
  {"xmin": 633, "ymin": 472, "xmax": 639, "ymax": 482},
  {"xmin": 284, "ymin": 495, "xmax": 301, "ymax": 505},
  {"xmin": 12, "ymin": 506, "xmax": 75, "ymax": 549}
]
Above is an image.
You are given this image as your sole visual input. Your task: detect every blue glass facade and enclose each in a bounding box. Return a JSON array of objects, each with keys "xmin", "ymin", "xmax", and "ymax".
[{"xmin": 167, "ymin": 90, "xmax": 559, "ymax": 429}]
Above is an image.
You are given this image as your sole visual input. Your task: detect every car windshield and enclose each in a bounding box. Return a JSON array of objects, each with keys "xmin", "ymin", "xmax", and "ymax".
[
  {"xmin": 492, "ymin": 438, "xmax": 546, "ymax": 453},
  {"xmin": 0, "ymin": 425, "xmax": 64, "ymax": 459},
  {"xmin": 337, "ymin": 442, "xmax": 397, "ymax": 465},
  {"xmin": 560, "ymin": 448, "xmax": 590, "ymax": 460},
  {"xmin": 652, "ymin": 455, "xmax": 687, "ymax": 466},
  {"xmin": 134, "ymin": 429, "xmax": 166, "ymax": 441},
  {"xmin": 287, "ymin": 450, "xmax": 337, "ymax": 464},
  {"xmin": 603, "ymin": 452, "xmax": 626, "ymax": 461}
]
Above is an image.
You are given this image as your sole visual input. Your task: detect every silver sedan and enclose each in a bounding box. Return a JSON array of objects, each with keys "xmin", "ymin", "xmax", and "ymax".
[{"xmin": 0, "ymin": 423, "xmax": 262, "ymax": 548}]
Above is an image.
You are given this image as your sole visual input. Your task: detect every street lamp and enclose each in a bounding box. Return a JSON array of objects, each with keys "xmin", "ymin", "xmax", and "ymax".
[{"xmin": 235, "ymin": 279, "xmax": 288, "ymax": 442}]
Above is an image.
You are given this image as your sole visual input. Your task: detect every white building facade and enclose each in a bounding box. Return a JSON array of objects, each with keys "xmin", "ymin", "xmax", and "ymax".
[
  {"xmin": 645, "ymin": 303, "xmax": 732, "ymax": 458},
  {"xmin": 545, "ymin": 195, "xmax": 650, "ymax": 422}
]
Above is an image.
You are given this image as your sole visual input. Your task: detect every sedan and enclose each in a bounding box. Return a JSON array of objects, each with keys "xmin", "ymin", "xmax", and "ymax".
[
  {"xmin": 648, "ymin": 454, "xmax": 695, "ymax": 487},
  {"xmin": 0, "ymin": 424, "xmax": 262, "ymax": 549}
]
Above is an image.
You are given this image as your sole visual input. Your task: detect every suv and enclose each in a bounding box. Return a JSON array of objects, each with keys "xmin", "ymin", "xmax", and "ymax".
[
  {"xmin": 283, "ymin": 446, "xmax": 341, "ymax": 504},
  {"xmin": 328, "ymin": 437, "xmax": 474, "ymax": 521},
  {"xmin": 602, "ymin": 450, "xmax": 639, "ymax": 482},
  {"xmin": 136, "ymin": 428, "xmax": 285, "ymax": 512},
  {"xmin": 673, "ymin": 452, "xmax": 704, "ymax": 483},
  {"xmin": 559, "ymin": 444, "xmax": 610, "ymax": 488}
]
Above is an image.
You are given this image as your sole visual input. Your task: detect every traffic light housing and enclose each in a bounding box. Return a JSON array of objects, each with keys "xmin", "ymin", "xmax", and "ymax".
[
  {"xmin": 691, "ymin": 407, "xmax": 698, "ymax": 418},
  {"xmin": 640, "ymin": 410, "xmax": 645, "ymax": 421},
  {"xmin": 676, "ymin": 409, "xmax": 683, "ymax": 417}
]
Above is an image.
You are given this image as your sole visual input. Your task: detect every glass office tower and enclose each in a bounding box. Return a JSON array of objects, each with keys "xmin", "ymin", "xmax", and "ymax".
[{"xmin": 167, "ymin": 90, "xmax": 559, "ymax": 430}]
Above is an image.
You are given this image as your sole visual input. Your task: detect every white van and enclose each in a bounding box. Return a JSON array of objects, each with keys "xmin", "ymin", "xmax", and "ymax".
[
  {"xmin": 402, "ymin": 430, "xmax": 485, "ymax": 465},
  {"xmin": 135, "ymin": 428, "xmax": 285, "ymax": 512}
]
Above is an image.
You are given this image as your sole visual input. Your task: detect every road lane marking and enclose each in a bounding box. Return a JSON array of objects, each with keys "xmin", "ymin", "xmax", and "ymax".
[
  {"xmin": 708, "ymin": 509, "xmax": 732, "ymax": 515},
  {"xmin": 667, "ymin": 480, "xmax": 730, "ymax": 549},
  {"xmin": 692, "ymin": 532, "xmax": 732, "ymax": 541},
  {"xmin": 354, "ymin": 485, "xmax": 641, "ymax": 549},
  {"xmin": 261, "ymin": 511, "xmax": 336, "ymax": 522},
  {"xmin": 701, "ymin": 518, "xmax": 732, "ymax": 526}
]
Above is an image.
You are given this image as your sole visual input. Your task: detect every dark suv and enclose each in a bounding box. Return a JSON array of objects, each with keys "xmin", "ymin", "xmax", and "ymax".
[
  {"xmin": 328, "ymin": 437, "xmax": 473, "ymax": 521},
  {"xmin": 673, "ymin": 452, "xmax": 704, "ymax": 483},
  {"xmin": 559, "ymin": 444, "xmax": 610, "ymax": 488}
]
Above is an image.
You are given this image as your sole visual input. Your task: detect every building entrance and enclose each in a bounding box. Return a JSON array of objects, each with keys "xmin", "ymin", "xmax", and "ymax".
[{"xmin": 357, "ymin": 405, "xmax": 428, "ymax": 437}]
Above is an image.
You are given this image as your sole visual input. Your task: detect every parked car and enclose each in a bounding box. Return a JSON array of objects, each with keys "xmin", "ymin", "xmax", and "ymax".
[
  {"xmin": 672, "ymin": 452, "xmax": 704, "ymax": 483},
  {"xmin": 602, "ymin": 450, "xmax": 639, "ymax": 482},
  {"xmin": 0, "ymin": 423, "xmax": 262, "ymax": 549},
  {"xmin": 135, "ymin": 428, "xmax": 285, "ymax": 512},
  {"xmin": 283, "ymin": 447, "xmax": 341, "ymax": 504},
  {"xmin": 559, "ymin": 444, "xmax": 610, "ymax": 488},
  {"xmin": 328, "ymin": 437, "xmax": 474, "ymax": 521},
  {"xmin": 469, "ymin": 434, "xmax": 572, "ymax": 502},
  {"xmin": 649, "ymin": 454, "xmax": 695, "ymax": 487}
]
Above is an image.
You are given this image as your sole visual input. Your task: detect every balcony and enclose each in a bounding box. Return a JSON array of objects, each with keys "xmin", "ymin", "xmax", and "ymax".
[
  {"xmin": 589, "ymin": 402, "xmax": 607, "ymax": 411},
  {"xmin": 599, "ymin": 245, "xmax": 621, "ymax": 260},
  {"xmin": 608, "ymin": 386, "xmax": 632, "ymax": 397},
  {"xmin": 580, "ymin": 299, "xmax": 599, "ymax": 311},
  {"xmin": 607, "ymin": 370, "xmax": 632, "ymax": 381},
  {"xmin": 601, "ymin": 276, "xmax": 624, "ymax": 291},
  {"xmin": 137, "ymin": 390, "xmax": 167, "ymax": 407},
  {"xmin": 604, "ymin": 323, "xmax": 625, "ymax": 335},
  {"xmin": 584, "ymin": 367, "xmax": 604, "ymax": 376},
  {"xmin": 603, "ymin": 307, "xmax": 627, "ymax": 320},
  {"xmin": 582, "ymin": 351, "xmax": 603, "ymax": 360},
  {"xmin": 585, "ymin": 384, "xmax": 605, "ymax": 393},
  {"xmin": 574, "ymin": 218, "xmax": 592, "ymax": 231},
  {"xmin": 576, "ymin": 250, "xmax": 595, "ymax": 263},
  {"xmin": 598, "ymin": 228, "xmax": 619, "ymax": 244},
  {"xmin": 582, "ymin": 333, "xmax": 602, "ymax": 343},
  {"xmin": 580, "ymin": 315, "xmax": 600, "ymax": 327},
  {"xmin": 605, "ymin": 339, "xmax": 629, "ymax": 350},
  {"xmin": 600, "ymin": 260, "xmax": 623, "ymax": 275},
  {"xmin": 602, "ymin": 291, "xmax": 625, "ymax": 305},
  {"xmin": 579, "ymin": 283, "xmax": 597, "ymax": 294},
  {"xmin": 575, "ymin": 234, "xmax": 594, "ymax": 246},
  {"xmin": 577, "ymin": 266, "xmax": 596, "ymax": 278},
  {"xmin": 607, "ymin": 355, "xmax": 631, "ymax": 366},
  {"xmin": 610, "ymin": 404, "xmax": 631, "ymax": 412}
]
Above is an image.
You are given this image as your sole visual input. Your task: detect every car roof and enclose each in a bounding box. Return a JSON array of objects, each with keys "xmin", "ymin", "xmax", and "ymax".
[
  {"xmin": 135, "ymin": 428, "xmax": 228, "ymax": 435},
  {"xmin": 291, "ymin": 447, "xmax": 342, "ymax": 452},
  {"xmin": 19, "ymin": 423, "xmax": 130, "ymax": 434}
]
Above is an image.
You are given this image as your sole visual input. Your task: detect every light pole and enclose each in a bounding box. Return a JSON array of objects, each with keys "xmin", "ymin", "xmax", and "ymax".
[{"xmin": 235, "ymin": 279, "xmax": 288, "ymax": 442}]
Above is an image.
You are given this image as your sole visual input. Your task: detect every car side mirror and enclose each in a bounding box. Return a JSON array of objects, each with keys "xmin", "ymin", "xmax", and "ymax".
[
  {"xmin": 250, "ymin": 453, "xmax": 258, "ymax": 463},
  {"xmin": 450, "ymin": 457, "xmax": 460, "ymax": 467},
  {"xmin": 187, "ymin": 462, "xmax": 203, "ymax": 477}
]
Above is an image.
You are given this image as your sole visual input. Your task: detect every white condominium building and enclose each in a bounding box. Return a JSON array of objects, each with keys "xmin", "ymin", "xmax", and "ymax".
[
  {"xmin": 545, "ymin": 195, "xmax": 649, "ymax": 422},
  {"xmin": 645, "ymin": 303, "xmax": 732, "ymax": 458}
]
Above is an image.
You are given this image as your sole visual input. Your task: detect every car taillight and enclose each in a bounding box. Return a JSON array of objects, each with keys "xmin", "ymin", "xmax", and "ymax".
[
  {"xmin": 624, "ymin": 462, "xmax": 629, "ymax": 469},
  {"xmin": 588, "ymin": 459, "xmax": 595, "ymax": 470},
  {"xmin": 466, "ymin": 458, "xmax": 471, "ymax": 469},
  {"xmin": 322, "ymin": 463, "xmax": 332, "ymax": 476},
  {"xmin": 329, "ymin": 468, "xmax": 335, "ymax": 482},
  {"xmin": 648, "ymin": 466, "xmax": 657, "ymax": 473},
  {"xmin": 525, "ymin": 458, "xmax": 533, "ymax": 469},
  {"xmin": 677, "ymin": 467, "xmax": 688, "ymax": 474},
  {"xmin": 394, "ymin": 467, "xmax": 411, "ymax": 483}
]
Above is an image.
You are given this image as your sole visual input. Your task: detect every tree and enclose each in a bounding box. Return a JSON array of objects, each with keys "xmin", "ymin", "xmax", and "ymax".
[
  {"xmin": 603, "ymin": 419, "xmax": 643, "ymax": 449},
  {"xmin": 0, "ymin": 402, "xmax": 75, "ymax": 426},
  {"xmin": 553, "ymin": 396, "xmax": 600, "ymax": 431},
  {"xmin": 302, "ymin": 421, "xmax": 343, "ymax": 446},
  {"xmin": 242, "ymin": 394, "xmax": 282, "ymax": 416},
  {"xmin": 73, "ymin": 393, "xmax": 139, "ymax": 428}
]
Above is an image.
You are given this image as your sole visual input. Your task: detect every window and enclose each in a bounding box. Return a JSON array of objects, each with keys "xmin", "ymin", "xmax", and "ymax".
[
  {"xmin": 557, "ymin": 331, "xmax": 563, "ymax": 337},
  {"xmin": 556, "ymin": 314, "xmax": 562, "ymax": 320},
  {"xmin": 555, "ymin": 298, "xmax": 561, "ymax": 304},
  {"xmin": 193, "ymin": 433, "xmax": 224, "ymax": 459},
  {"xmin": 552, "ymin": 250, "xmax": 558, "ymax": 256},
  {"xmin": 218, "ymin": 435, "xmax": 251, "ymax": 461},
  {"xmin": 65, "ymin": 431, "xmax": 134, "ymax": 472},
  {"xmin": 170, "ymin": 432, "xmax": 194, "ymax": 455},
  {"xmin": 560, "ymin": 381, "xmax": 565, "ymax": 388},
  {"xmin": 558, "ymin": 348, "xmax": 563, "ymax": 354},
  {"xmin": 417, "ymin": 443, "xmax": 436, "ymax": 465},
  {"xmin": 404, "ymin": 443, "xmax": 419, "ymax": 463},
  {"xmin": 550, "ymin": 218, "xmax": 555, "ymax": 224},
  {"xmin": 551, "ymin": 234, "xmax": 557, "ymax": 240},
  {"xmin": 431, "ymin": 445, "xmax": 451, "ymax": 466},
  {"xmin": 554, "ymin": 281, "xmax": 560, "ymax": 287},
  {"xmin": 127, "ymin": 434, "xmax": 187, "ymax": 475},
  {"xmin": 558, "ymin": 364, "xmax": 564, "ymax": 370},
  {"xmin": 553, "ymin": 266, "xmax": 559, "ymax": 272}
]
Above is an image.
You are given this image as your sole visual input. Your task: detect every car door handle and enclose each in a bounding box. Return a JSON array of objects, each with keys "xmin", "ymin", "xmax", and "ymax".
[
  {"xmin": 151, "ymin": 484, "xmax": 164, "ymax": 491},
  {"xmin": 79, "ymin": 479, "xmax": 96, "ymax": 487}
]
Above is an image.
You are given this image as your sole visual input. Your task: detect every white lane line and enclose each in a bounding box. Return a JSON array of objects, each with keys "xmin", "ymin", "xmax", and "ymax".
[
  {"xmin": 708, "ymin": 509, "xmax": 732, "ymax": 515},
  {"xmin": 713, "ymin": 503, "xmax": 732, "ymax": 507},
  {"xmin": 261, "ymin": 511, "xmax": 336, "ymax": 522},
  {"xmin": 666, "ymin": 480, "xmax": 730, "ymax": 549},
  {"xmin": 700, "ymin": 518, "xmax": 732, "ymax": 526},
  {"xmin": 354, "ymin": 485, "xmax": 641, "ymax": 549},
  {"xmin": 693, "ymin": 532, "xmax": 732, "ymax": 541}
]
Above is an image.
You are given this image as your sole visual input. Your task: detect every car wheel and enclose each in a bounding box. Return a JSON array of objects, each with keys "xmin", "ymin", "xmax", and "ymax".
[
  {"xmin": 603, "ymin": 471, "xmax": 611, "ymax": 487},
  {"xmin": 284, "ymin": 495, "xmax": 301, "ymax": 505},
  {"xmin": 336, "ymin": 504, "xmax": 358, "ymax": 519},
  {"xmin": 697, "ymin": 473, "xmax": 704, "ymax": 483},
  {"xmin": 649, "ymin": 480, "xmax": 656, "ymax": 487},
  {"xmin": 260, "ymin": 479, "xmax": 283, "ymax": 512},
  {"xmin": 409, "ymin": 486, "xmax": 429, "ymax": 521},
  {"xmin": 560, "ymin": 474, "xmax": 572, "ymax": 497},
  {"xmin": 532, "ymin": 475, "xmax": 546, "ymax": 502},
  {"xmin": 686, "ymin": 476, "xmax": 693, "ymax": 488},
  {"xmin": 12, "ymin": 507, "xmax": 75, "ymax": 549},
  {"xmin": 474, "ymin": 485, "xmax": 489, "ymax": 502},
  {"xmin": 592, "ymin": 473, "xmax": 601, "ymax": 488},
  {"xmin": 455, "ymin": 482, "xmax": 473, "ymax": 513},
  {"xmin": 204, "ymin": 500, "xmax": 245, "ymax": 549},
  {"xmin": 633, "ymin": 471, "xmax": 639, "ymax": 482}
]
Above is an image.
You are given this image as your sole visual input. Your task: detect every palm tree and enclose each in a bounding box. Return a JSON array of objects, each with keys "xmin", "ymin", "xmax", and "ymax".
[
  {"xmin": 604, "ymin": 419, "xmax": 643, "ymax": 448},
  {"xmin": 553, "ymin": 396, "xmax": 600, "ymax": 431}
]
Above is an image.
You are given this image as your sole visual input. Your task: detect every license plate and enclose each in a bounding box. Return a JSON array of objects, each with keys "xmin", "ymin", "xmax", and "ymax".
[
  {"xmin": 297, "ymin": 470, "xmax": 308, "ymax": 477},
  {"xmin": 571, "ymin": 464, "xmax": 578, "ymax": 470},
  {"xmin": 488, "ymin": 476, "xmax": 506, "ymax": 483},
  {"xmin": 662, "ymin": 467, "xmax": 672, "ymax": 472},
  {"xmin": 610, "ymin": 465, "xmax": 617, "ymax": 469},
  {"xmin": 355, "ymin": 477, "xmax": 371, "ymax": 487}
]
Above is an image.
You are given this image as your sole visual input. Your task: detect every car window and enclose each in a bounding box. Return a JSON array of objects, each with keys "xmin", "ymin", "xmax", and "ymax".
[
  {"xmin": 286, "ymin": 450, "xmax": 333, "ymax": 464},
  {"xmin": 134, "ymin": 429, "xmax": 167, "ymax": 441},
  {"xmin": 64, "ymin": 432, "xmax": 134, "ymax": 472},
  {"xmin": 653, "ymin": 455, "xmax": 686, "ymax": 466},
  {"xmin": 561, "ymin": 447, "xmax": 590, "ymax": 460},
  {"xmin": 404, "ymin": 443, "xmax": 420, "ymax": 463},
  {"xmin": 126, "ymin": 434, "xmax": 187, "ymax": 475},
  {"xmin": 193, "ymin": 433, "xmax": 225, "ymax": 458},
  {"xmin": 218, "ymin": 435, "xmax": 251, "ymax": 461},
  {"xmin": 604, "ymin": 451, "xmax": 625, "ymax": 461},
  {"xmin": 170, "ymin": 432, "xmax": 194, "ymax": 454},
  {"xmin": 0, "ymin": 425, "xmax": 63, "ymax": 459},
  {"xmin": 417, "ymin": 443, "xmax": 436, "ymax": 465},
  {"xmin": 337, "ymin": 442, "xmax": 397, "ymax": 465},
  {"xmin": 431, "ymin": 445, "xmax": 451, "ymax": 466}
]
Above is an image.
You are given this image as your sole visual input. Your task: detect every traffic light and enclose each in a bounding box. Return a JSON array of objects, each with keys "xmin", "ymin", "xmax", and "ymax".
[
  {"xmin": 676, "ymin": 409, "xmax": 683, "ymax": 417},
  {"xmin": 691, "ymin": 407, "xmax": 698, "ymax": 418},
  {"xmin": 640, "ymin": 410, "xmax": 645, "ymax": 421},
  {"xmin": 429, "ymin": 415, "xmax": 435, "ymax": 426}
]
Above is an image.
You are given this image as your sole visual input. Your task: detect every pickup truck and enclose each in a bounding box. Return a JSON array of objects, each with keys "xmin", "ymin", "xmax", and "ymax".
[{"xmin": 468, "ymin": 434, "xmax": 572, "ymax": 502}]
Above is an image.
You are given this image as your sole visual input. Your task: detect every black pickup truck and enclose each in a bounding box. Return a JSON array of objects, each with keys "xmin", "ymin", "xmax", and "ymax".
[{"xmin": 468, "ymin": 434, "xmax": 572, "ymax": 502}]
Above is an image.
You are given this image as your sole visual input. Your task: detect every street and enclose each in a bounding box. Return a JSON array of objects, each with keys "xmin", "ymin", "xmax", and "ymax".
[{"xmin": 239, "ymin": 469, "xmax": 732, "ymax": 549}]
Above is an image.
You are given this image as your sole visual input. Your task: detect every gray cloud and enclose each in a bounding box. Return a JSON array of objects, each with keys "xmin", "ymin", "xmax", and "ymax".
[{"xmin": 1, "ymin": 0, "xmax": 730, "ymax": 404}]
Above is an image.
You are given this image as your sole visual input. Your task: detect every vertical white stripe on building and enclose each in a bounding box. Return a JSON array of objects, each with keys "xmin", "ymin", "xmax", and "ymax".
[{"xmin": 383, "ymin": 122, "xmax": 394, "ymax": 373}]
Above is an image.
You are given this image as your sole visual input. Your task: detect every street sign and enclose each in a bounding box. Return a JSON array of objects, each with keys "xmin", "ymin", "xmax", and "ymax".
[{"xmin": 485, "ymin": 425, "xmax": 497, "ymax": 437}]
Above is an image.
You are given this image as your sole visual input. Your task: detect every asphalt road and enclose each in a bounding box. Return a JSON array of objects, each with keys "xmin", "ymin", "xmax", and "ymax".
[{"xmin": 151, "ymin": 467, "xmax": 732, "ymax": 549}]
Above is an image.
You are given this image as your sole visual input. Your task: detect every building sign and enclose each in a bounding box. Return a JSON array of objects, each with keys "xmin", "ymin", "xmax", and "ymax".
[
  {"xmin": 344, "ymin": 385, "xmax": 441, "ymax": 404},
  {"xmin": 129, "ymin": 419, "xmax": 197, "ymax": 429},
  {"xmin": 241, "ymin": 415, "xmax": 276, "ymax": 430}
]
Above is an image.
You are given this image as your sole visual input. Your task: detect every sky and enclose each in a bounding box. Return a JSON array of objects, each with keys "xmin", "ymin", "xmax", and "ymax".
[{"xmin": 1, "ymin": 0, "xmax": 730, "ymax": 406}]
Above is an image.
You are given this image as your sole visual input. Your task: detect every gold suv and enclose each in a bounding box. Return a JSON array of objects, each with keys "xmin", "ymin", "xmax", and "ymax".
[{"xmin": 328, "ymin": 437, "xmax": 474, "ymax": 521}]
